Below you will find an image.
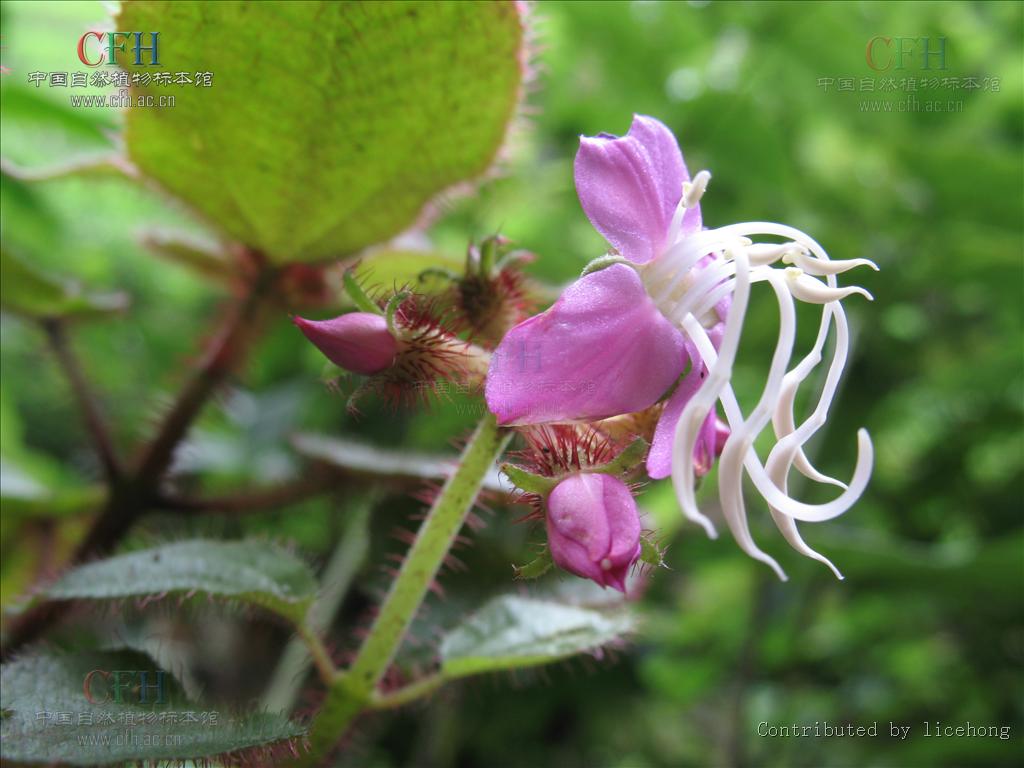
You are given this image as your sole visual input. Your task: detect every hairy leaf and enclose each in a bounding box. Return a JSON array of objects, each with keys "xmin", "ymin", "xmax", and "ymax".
[
  {"xmin": 440, "ymin": 595, "xmax": 635, "ymax": 678},
  {"xmin": 40, "ymin": 540, "xmax": 318, "ymax": 624},
  {"xmin": 0, "ymin": 650, "xmax": 303, "ymax": 766},
  {"xmin": 117, "ymin": 1, "xmax": 526, "ymax": 263}
]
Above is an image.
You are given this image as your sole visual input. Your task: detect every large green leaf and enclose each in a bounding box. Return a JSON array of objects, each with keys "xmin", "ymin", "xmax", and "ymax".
[
  {"xmin": 0, "ymin": 248, "xmax": 128, "ymax": 320},
  {"xmin": 0, "ymin": 650, "xmax": 303, "ymax": 766},
  {"xmin": 117, "ymin": 1, "xmax": 526, "ymax": 264},
  {"xmin": 440, "ymin": 595, "xmax": 636, "ymax": 678},
  {"xmin": 39, "ymin": 540, "xmax": 318, "ymax": 625}
]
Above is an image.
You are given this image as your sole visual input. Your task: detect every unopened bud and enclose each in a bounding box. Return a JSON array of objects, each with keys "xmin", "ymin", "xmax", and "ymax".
[
  {"xmin": 546, "ymin": 472, "xmax": 641, "ymax": 593},
  {"xmin": 293, "ymin": 312, "xmax": 398, "ymax": 375}
]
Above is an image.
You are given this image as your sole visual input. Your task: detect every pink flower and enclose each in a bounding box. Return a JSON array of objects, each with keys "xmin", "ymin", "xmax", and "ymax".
[
  {"xmin": 486, "ymin": 115, "xmax": 725, "ymax": 481},
  {"xmin": 293, "ymin": 313, "xmax": 398, "ymax": 375},
  {"xmin": 546, "ymin": 472, "xmax": 641, "ymax": 593},
  {"xmin": 487, "ymin": 115, "xmax": 877, "ymax": 580}
]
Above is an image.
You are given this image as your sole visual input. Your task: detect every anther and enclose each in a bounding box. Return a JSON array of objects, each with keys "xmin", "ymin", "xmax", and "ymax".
[{"xmin": 681, "ymin": 170, "xmax": 712, "ymax": 209}]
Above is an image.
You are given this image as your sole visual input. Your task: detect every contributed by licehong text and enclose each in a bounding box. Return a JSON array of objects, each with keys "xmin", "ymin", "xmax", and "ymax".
[{"xmin": 757, "ymin": 720, "xmax": 1012, "ymax": 742}]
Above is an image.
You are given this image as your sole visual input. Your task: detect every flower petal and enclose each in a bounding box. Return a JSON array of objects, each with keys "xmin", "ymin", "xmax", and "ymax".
[
  {"xmin": 548, "ymin": 473, "xmax": 612, "ymax": 564},
  {"xmin": 647, "ymin": 361, "xmax": 700, "ymax": 480},
  {"xmin": 574, "ymin": 115, "xmax": 697, "ymax": 264},
  {"xmin": 486, "ymin": 264, "xmax": 685, "ymax": 425},
  {"xmin": 647, "ymin": 331, "xmax": 725, "ymax": 480},
  {"xmin": 600, "ymin": 474, "xmax": 643, "ymax": 567}
]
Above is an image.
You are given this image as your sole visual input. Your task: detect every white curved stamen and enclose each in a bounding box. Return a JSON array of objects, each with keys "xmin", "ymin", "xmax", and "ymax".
[
  {"xmin": 684, "ymin": 311, "xmax": 874, "ymax": 525},
  {"xmin": 649, "ymin": 231, "xmax": 742, "ymax": 306},
  {"xmin": 669, "ymin": 245, "xmax": 752, "ymax": 540},
  {"xmin": 713, "ymin": 267, "xmax": 795, "ymax": 581},
  {"xmin": 667, "ymin": 256, "xmax": 736, "ymax": 325},
  {"xmin": 644, "ymin": 208, "xmax": 874, "ymax": 578},
  {"xmin": 726, "ymin": 222, "xmax": 869, "ymax": 495},
  {"xmin": 665, "ymin": 169, "xmax": 712, "ymax": 246},
  {"xmin": 783, "ymin": 251, "xmax": 879, "ymax": 276},
  {"xmin": 772, "ymin": 343, "xmax": 848, "ymax": 489},
  {"xmin": 682, "ymin": 170, "xmax": 712, "ymax": 210},
  {"xmin": 785, "ymin": 268, "xmax": 874, "ymax": 303},
  {"xmin": 747, "ymin": 242, "xmax": 806, "ymax": 266}
]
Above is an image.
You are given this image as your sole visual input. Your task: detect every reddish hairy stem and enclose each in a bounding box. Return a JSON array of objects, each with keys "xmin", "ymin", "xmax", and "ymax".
[
  {"xmin": 0, "ymin": 263, "xmax": 279, "ymax": 660},
  {"xmin": 135, "ymin": 267, "xmax": 279, "ymax": 486},
  {"xmin": 43, "ymin": 318, "xmax": 121, "ymax": 481}
]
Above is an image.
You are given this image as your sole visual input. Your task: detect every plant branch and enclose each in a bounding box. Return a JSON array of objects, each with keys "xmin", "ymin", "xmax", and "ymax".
[
  {"xmin": 295, "ymin": 413, "xmax": 509, "ymax": 765},
  {"xmin": 135, "ymin": 266, "xmax": 279, "ymax": 486},
  {"xmin": 296, "ymin": 623, "xmax": 339, "ymax": 686},
  {"xmin": 263, "ymin": 498, "xmax": 372, "ymax": 714},
  {"xmin": 0, "ymin": 262, "xmax": 280, "ymax": 661},
  {"xmin": 369, "ymin": 673, "xmax": 445, "ymax": 710},
  {"xmin": 43, "ymin": 318, "xmax": 121, "ymax": 481},
  {"xmin": 155, "ymin": 470, "xmax": 336, "ymax": 516}
]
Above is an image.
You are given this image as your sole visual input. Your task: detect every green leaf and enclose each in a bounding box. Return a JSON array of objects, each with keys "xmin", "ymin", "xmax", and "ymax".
[
  {"xmin": 0, "ymin": 457, "xmax": 105, "ymax": 520},
  {"xmin": 292, "ymin": 432, "xmax": 509, "ymax": 495},
  {"xmin": 440, "ymin": 595, "xmax": 635, "ymax": 678},
  {"xmin": 354, "ymin": 249, "xmax": 464, "ymax": 296},
  {"xmin": 117, "ymin": 1, "xmax": 526, "ymax": 263},
  {"xmin": 0, "ymin": 650, "xmax": 303, "ymax": 766},
  {"xmin": 0, "ymin": 390, "xmax": 106, "ymax": 521},
  {"xmin": 0, "ymin": 248, "xmax": 128, "ymax": 321},
  {"xmin": 39, "ymin": 540, "xmax": 318, "ymax": 625}
]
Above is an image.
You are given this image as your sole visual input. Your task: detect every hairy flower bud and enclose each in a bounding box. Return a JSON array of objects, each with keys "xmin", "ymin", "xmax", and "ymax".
[
  {"xmin": 546, "ymin": 472, "xmax": 641, "ymax": 593},
  {"xmin": 293, "ymin": 312, "xmax": 398, "ymax": 375}
]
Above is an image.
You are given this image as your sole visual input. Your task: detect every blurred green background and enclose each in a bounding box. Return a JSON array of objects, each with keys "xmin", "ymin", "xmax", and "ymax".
[{"xmin": 1, "ymin": 1, "xmax": 1021, "ymax": 766}]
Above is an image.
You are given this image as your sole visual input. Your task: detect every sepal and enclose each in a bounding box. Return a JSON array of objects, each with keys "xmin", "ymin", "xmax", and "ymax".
[{"xmin": 512, "ymin": 546, "xmax": 554, "ymax": 580}]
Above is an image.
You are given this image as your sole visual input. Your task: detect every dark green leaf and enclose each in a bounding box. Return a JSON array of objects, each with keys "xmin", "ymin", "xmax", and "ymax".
[
  {"xmin": 39, "ymin": 540, "xmax": 318, "ymax": 624},
  {"xmin": 0, "ymin": 650, "xmax": 303, "ymax": 766}
]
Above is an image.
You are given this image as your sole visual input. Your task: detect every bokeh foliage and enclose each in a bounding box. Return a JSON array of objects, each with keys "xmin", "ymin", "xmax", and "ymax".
[{"xmin": 1, "ymin": 1, "xmax": 1021, "ymax": 767}]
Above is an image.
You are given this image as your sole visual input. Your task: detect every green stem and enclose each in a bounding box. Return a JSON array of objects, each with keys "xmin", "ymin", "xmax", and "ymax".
[
  {"xmin": 298, "ymin": 413, "xmax": 509, "ymax": 764},
  {"xmin": 263, "ymin": 499, "xmax": 372, "ymax": 713},
  {"xmin": 369, "ymin": 673, "xmax": 445, "ymax": 709},
  {"xmin": 296, "ymin": 624, "xmax": 339, "ymax": 686}
]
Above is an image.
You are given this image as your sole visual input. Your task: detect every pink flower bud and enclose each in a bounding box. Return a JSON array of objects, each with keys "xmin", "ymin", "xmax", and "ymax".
[
  {"xmin": 293, "ymin": 313, "xmax": 398, "ymax": 375},
  {"xmin": 546, "ymin": 472, "xmax": 641, "ymax": 593}
]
